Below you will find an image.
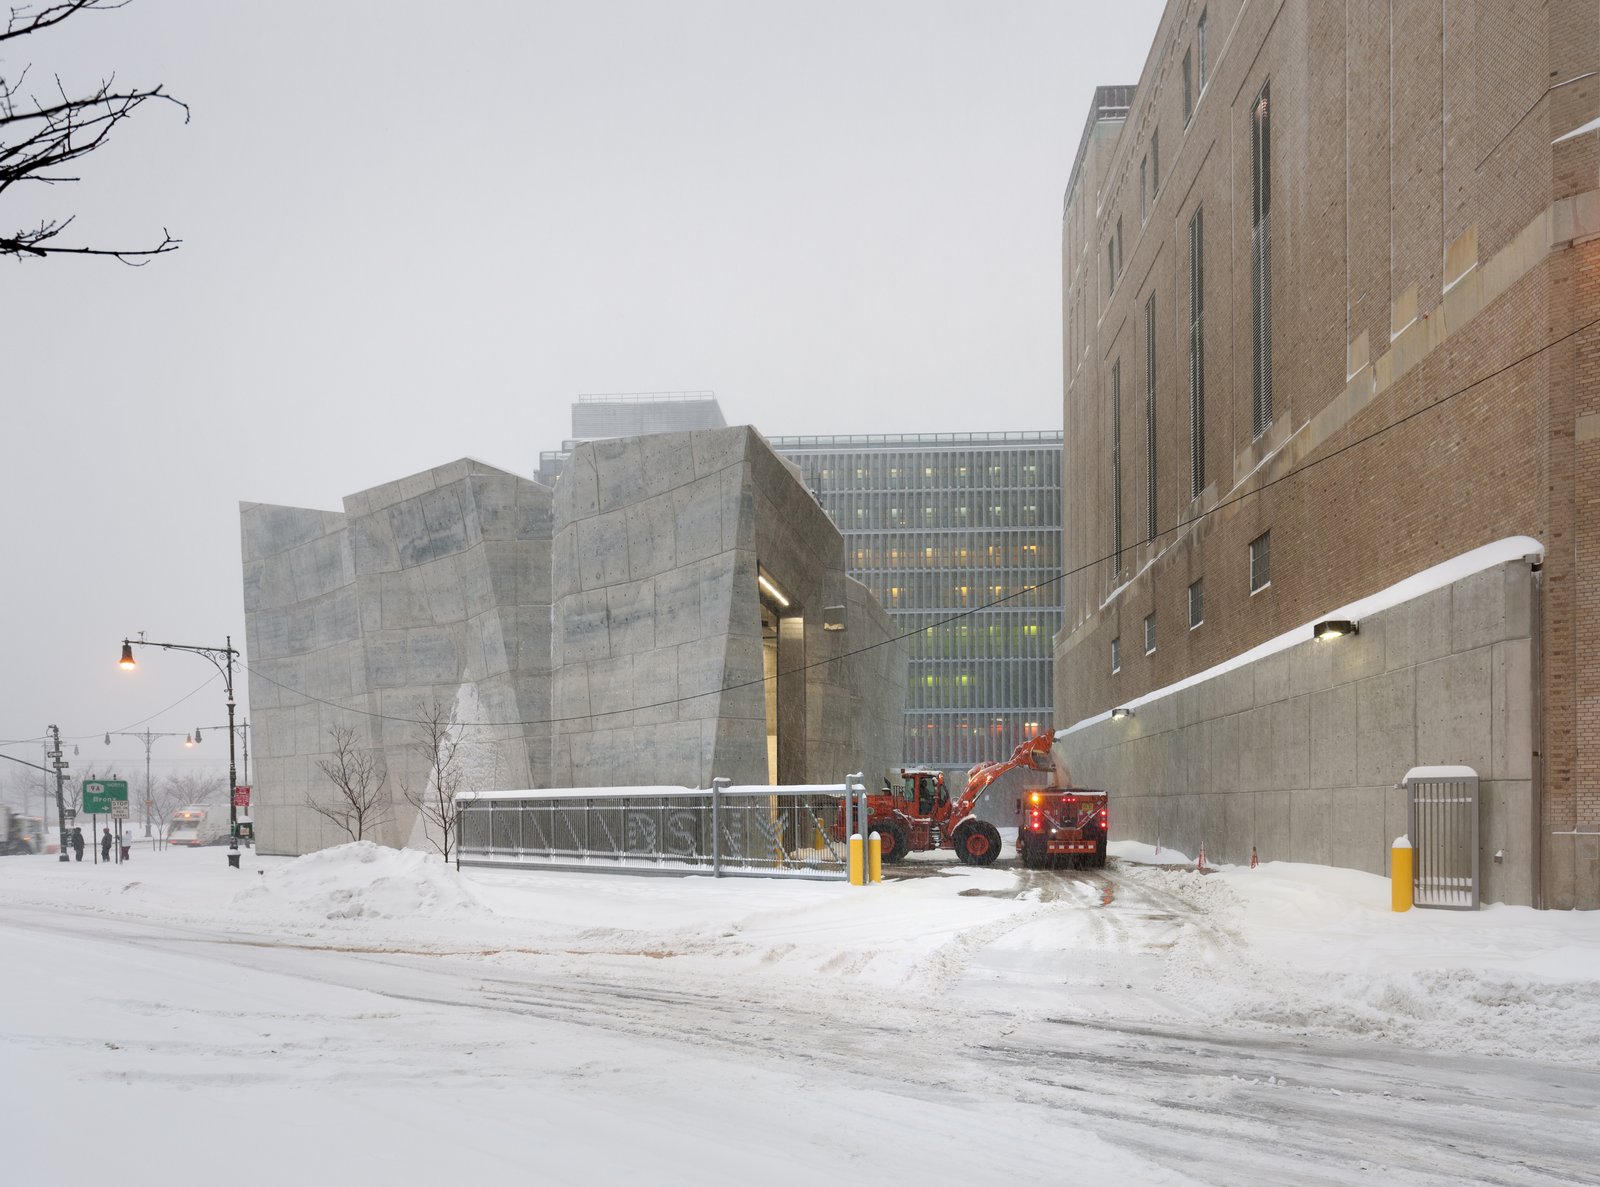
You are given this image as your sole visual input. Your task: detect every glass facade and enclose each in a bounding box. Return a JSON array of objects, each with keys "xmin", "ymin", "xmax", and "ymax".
[{"xmin": 769, "ymin": 432, "xmax": 1063, "ymax": 773}]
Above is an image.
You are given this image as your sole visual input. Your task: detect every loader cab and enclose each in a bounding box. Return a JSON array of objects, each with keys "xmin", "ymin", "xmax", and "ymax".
[{"xmin": 898, "ymin": 768, "xmax": 948, "ymax": 817}]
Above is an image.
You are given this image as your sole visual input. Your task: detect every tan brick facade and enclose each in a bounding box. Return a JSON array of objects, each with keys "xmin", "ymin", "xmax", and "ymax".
[{"xmin": 1058, "ymin": 0, "xmax": 1600, "ymax": 908}]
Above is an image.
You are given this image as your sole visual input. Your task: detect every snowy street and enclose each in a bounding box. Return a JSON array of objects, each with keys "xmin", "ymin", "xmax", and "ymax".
[{"xmin": 3, "ymin": 843, "xmax": 1598, "ymax": 1186}]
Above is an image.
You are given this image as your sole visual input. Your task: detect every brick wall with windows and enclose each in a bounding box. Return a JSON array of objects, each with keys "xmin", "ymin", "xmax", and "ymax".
[{"xmin": 1057, "ymin": 0, "xmax": 1600, "ymax": 908}]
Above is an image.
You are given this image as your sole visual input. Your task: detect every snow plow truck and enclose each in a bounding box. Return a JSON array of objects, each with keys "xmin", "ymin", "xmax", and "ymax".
[{"xmin": 842, "ymin": 734, "xmax": 1110, "ymax": 868}]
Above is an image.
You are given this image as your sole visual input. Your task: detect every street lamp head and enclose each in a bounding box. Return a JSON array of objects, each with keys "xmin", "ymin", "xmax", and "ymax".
[
  {"xmin": 194, "ymin": 728, "xmax": 202, "ymax": 743},
  {"xmin": 184, "ymin": 734, "xmax": 194, "ymax": 747},
  {"xmin": 104, "ymin": 733, "xmax": 110, "ymax": 745},
  {"xmin": 118, "ymin": 640, "xmax": 137, "ymax": 669}
]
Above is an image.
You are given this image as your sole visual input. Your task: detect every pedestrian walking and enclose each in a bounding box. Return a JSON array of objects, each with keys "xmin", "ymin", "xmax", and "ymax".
[
  {"xmin": 70, "ymin": 827, "xmax": 84, "ymax": 862},
  {"xmin": 120, "ymin": 828, "xmax": 132, "ymax": 863},
  {"xmin": 100, "ymin": 827, "xmax": 112, "ymax": 862}
]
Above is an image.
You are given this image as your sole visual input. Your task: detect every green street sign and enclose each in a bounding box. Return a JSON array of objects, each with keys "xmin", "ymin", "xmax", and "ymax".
[{"xmin": 81, "ymin": 779, "xmax": 130, "ymax": 814}]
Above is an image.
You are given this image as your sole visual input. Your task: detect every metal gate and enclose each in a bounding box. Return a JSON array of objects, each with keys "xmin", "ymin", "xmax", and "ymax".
[
  {"xmin": 455, "ymin": 778, "xmax": 867, "ymax": 880},
  {"xmin": 1404, "ymin": 766, "xmax": 1479, "ymax": 910}
]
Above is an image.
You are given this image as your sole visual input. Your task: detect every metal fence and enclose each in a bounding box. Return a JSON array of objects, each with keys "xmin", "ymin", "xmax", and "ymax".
[
  {"xmin": 456, "ymin": 779, "xmax": 867, "ymax": 880},
  {"xmin": 1405, "ymin": 767, "xmax": 1480, "ymax": 910}
]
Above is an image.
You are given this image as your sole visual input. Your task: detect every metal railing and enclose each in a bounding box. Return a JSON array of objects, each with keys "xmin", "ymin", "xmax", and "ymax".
[{"xmin": 456, "ymin": 779, "xmax": 869, "ymax": 880}]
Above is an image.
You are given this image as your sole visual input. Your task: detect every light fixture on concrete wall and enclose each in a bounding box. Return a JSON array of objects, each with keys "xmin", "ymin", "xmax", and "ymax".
[
  {"xmin": 756, "ymin": 569, "xmax": 790, "ymax": 608},
  {"xmin": 1313, "ymin": 619, "xmax": 1358, "ymax": 640},
  {"xmin": 1111, "ymin": 706, "xmax": 1135, "ymax": 720},
  {"xmin": 823, "ymin": 605, "xmax": 846, "ymax": 631}
]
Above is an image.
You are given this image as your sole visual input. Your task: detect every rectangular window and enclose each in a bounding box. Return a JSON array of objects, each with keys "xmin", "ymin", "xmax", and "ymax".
[
  {"xmin": 1144, "ymin": 293, "xmax": 1157, "ymax": 542},
  {"xmin": 1188, "ymin": 579, "xmax": 1204, "ymax": 629},
  {"xmin": 1111, "ymin": 636, "xmax": 1121, "ymax": 674},
  {"xmin": 1111, "ymin": 360, "xmax": 1123, "ymax": 574},
  {"xmin": 1250, "ymin": 531, "xmax": 1272, "ymax": 593},
  {"xmin": 1107, "ymin": 239, "xmax": 1117, "ymax": 291},
  {"xmin": 1151, "ymin": 128, "xmax": 1160, "ymax": 193},
  {"xmin": 1198, "ymin": 10, "xmax": 1208, "ymax": 92},
  {"xmin": 1144, "ymin": 614, "xmax": 1157, "ymax": 654},
  {"xmin": 1116, "ymin": 216, "xmax": 1125, "ymax": 275},
  {"xmin": 1251, "ymin": 81, "xmax": 1273, "ymax": 438},
  {"xmin": 1188, "ymin": 206, "xmax": 1206, "ymax": 498},
  {"xmin": 1183, "ymin": 49, "xmax": 1193, "ymax": 124},
  {"xmin": 1140, "ymin": 155, "xmax": 1149, "ymax": 222}
]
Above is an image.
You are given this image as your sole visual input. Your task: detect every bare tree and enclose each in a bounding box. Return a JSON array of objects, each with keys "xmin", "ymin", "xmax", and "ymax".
[
  {"xmin": 2, "ymin": 1, "xmax": 188, "ymax": 262},
  {"xmin": 400, "ymin": 700, "xmax": 473, "ymax": 862},
  {"xmin": 308, "ymin": 725, "xmax": 390, "ymax": 843},
  {"xmin": 151, "ymin": 769, "xmax": 223, "ymax": 840}
]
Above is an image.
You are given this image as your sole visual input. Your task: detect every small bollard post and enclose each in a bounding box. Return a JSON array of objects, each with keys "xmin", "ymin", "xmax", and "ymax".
[
  {"xmin": 844, "ymin": 773, "xmax": 865, "ymax": 885},
  {"xmin": 868, "ymin": 830, "xmax": 882, "ymax": 883},
  {"xmin": 1391, "ymin": 835, "xmax": 1413, "ymax": 912}
]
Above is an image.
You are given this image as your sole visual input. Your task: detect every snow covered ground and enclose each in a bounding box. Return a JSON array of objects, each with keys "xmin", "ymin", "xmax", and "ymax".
[{"xmin": 3, "ymin": 840, "xmax": 1598, "ymax": 1186}]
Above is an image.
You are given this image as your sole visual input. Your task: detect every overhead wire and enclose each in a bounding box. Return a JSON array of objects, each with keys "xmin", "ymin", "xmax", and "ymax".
[{"xmin": 236, "ymin": 305, "xmax": 1600, "ymax": 731}]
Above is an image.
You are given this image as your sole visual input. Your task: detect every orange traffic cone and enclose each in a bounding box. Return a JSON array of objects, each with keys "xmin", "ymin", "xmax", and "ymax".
[{"xmin": 1250, "ymin": 846, "xmax": 1259, "ymax": 869}]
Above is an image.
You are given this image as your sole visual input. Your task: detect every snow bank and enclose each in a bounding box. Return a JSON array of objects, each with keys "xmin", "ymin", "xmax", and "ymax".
[
  {"xmin": 231, "ymin": 841, "xmax": 492, "ymax": 922},
  {"xmin": 1152, "ymin": 861, "xmax": 1600, "ymax": 1065}
]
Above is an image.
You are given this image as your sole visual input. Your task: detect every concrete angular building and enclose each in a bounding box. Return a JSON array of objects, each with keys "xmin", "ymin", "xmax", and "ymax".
[
  {"xmin": 1056, "ymin": 1, "xmax": 1600, "ymax": 908},
  {"xmin": 241, "ymin": 429, "xmax": 905, "ymax": 856}
]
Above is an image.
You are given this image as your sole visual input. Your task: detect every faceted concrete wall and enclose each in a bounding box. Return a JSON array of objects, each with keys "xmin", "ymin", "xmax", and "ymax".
[
  {"xmin": 242, "ymin": 459, "xmax": 553, "ymax": 856},
  {"xmin": 1056, "ymin": 561, "xmax": 1538, "ymax": 905},
  {"xmin": 550, "ymin": 427, "xmax": 905, "ymax": 789},
  {"xmin": 243, "ymin": 440, "xmax": 905, "ymax": 857}
]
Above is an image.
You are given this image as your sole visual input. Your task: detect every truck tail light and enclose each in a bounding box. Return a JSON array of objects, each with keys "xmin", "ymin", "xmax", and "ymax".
[{"xmin": 1030, "ymin": 811, "xmax": 1042, "ymax": 831}]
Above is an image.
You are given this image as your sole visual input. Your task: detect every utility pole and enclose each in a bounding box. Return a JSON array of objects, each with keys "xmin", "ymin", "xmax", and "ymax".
[{"xmin": 46, "ymin": 724, "xmax": 69, "ymax": 863}]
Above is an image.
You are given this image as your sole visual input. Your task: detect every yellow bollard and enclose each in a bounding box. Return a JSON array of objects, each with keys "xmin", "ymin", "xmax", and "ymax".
[
  {"xmin": 1391, "ymin": 836, "xmax": 1413, "ymax": 912},
  {"xmin": 869, "ymin": 831, "xmax": 882, "ymax": 883},
  {"xmin": 849, "ymin": 834, "xmax": 865, "ymax": 885}
]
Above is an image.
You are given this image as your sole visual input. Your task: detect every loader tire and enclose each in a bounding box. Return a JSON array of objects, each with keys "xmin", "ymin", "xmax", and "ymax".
[
  {"xmin": 1092, "ymin": 834, "xmax": 1108, "ymax": 868},
  {"xmin": 953, "ymin": 820, "xmax": 1001, "ymax": 867},
  {"xmin": 874, "ymin": 818, "xmax": 909, "ymax": 864}
]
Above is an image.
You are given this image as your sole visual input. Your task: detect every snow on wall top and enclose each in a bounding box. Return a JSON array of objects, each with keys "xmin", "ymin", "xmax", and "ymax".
[
  {"xmin": 1403, "ymin": 765, "xmax": 1479, "ymax": 782},
  {"xmin": 1059, "ymin": 536, "xmax": 1543, "ymax": 739}
]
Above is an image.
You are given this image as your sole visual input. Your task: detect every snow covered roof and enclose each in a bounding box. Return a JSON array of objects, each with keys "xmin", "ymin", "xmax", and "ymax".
[{"xmin": 1059, "ymin": 536, "xmax": 1543, "ymax": 739}]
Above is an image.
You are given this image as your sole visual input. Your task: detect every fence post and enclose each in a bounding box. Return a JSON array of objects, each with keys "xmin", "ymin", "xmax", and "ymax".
[{"xmin": 712, "ymin": 777, "xmax": 729, "ymax": 878}]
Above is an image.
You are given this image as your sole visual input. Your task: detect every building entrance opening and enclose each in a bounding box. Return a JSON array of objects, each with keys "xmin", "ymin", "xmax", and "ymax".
[{"xmin": 757, "ymin": 566, "xmax": 804, "ymax": 786}]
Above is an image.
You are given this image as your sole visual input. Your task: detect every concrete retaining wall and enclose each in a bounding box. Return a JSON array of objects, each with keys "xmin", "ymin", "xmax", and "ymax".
[{"xmin": 1055, "ymin": 560, "xmax": 1538, "ymax": 905}]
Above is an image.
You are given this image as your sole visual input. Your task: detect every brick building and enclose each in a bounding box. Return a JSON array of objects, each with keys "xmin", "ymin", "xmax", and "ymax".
[{"xmin": 1056, "ymin": 1, "xmax": 1600, "ymax": 908}]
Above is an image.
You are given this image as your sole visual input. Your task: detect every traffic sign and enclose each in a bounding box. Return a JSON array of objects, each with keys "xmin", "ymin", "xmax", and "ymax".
[
  {"xmin": 233, "ymin": 785, "xmax": 251, "ymax": 808},
  {"xmin": 81, "ymin": 780, "xmax": 130, "ymax": 814},
  {"xmin": 110, "ymin": 801, "xmax": 130, "ymax": 819}
]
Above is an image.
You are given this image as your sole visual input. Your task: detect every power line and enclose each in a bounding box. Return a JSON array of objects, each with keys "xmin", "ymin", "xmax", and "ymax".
[{"xmin": 237, "ymin": 307, "xmax": 1594, "ymax": 732}]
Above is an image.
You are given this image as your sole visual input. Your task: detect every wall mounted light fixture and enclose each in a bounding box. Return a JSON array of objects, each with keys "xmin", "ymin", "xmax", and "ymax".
[{"xmin": 1313, "ymin": 619, "xmax": 1358, "ymax": 641}]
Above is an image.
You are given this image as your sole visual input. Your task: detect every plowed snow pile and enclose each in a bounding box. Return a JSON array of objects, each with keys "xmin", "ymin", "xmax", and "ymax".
[
  {"xmin": 232, "ymin": 841, "xmax": 491, "ymax": 922},
  {"xmin": 1138, "ymin": 858, "xmax": 1600, "ymax": 1065}
]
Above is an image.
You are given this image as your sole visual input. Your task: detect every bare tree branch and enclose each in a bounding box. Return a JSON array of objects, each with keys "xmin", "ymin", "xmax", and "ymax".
[
  {"xmin": 401, "ymin": 701, "xmax": 473, "ymax": 863},
  {"xmin": 308, "ymin": 725, "xmax": 391, "ymax": 844},
  {"xmin": 1, "ymin": 2, "xmax": 129, "ymax": 45},
  {"xmin": 1, "ymin": 0, "xmax": 185, "ymax": 261}
]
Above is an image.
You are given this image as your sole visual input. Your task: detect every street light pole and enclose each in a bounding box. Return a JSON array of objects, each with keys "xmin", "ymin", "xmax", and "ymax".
[
  {"xmin": 107, "ymin": 729, "xmax": 187, "ymax": 838},
  {"xmin": 191, "ymin": 719, "xmax": 251, "ymax": 839},
  {"xmin": 119, "ymin": 635, "xmax": 241, "ymax": 868}
]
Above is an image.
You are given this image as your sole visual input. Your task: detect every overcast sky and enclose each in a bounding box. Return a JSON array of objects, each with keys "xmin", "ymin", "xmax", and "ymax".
[{"xmin": 0, "ymin": 0, "xmax": 1163, "ymax": 798}]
